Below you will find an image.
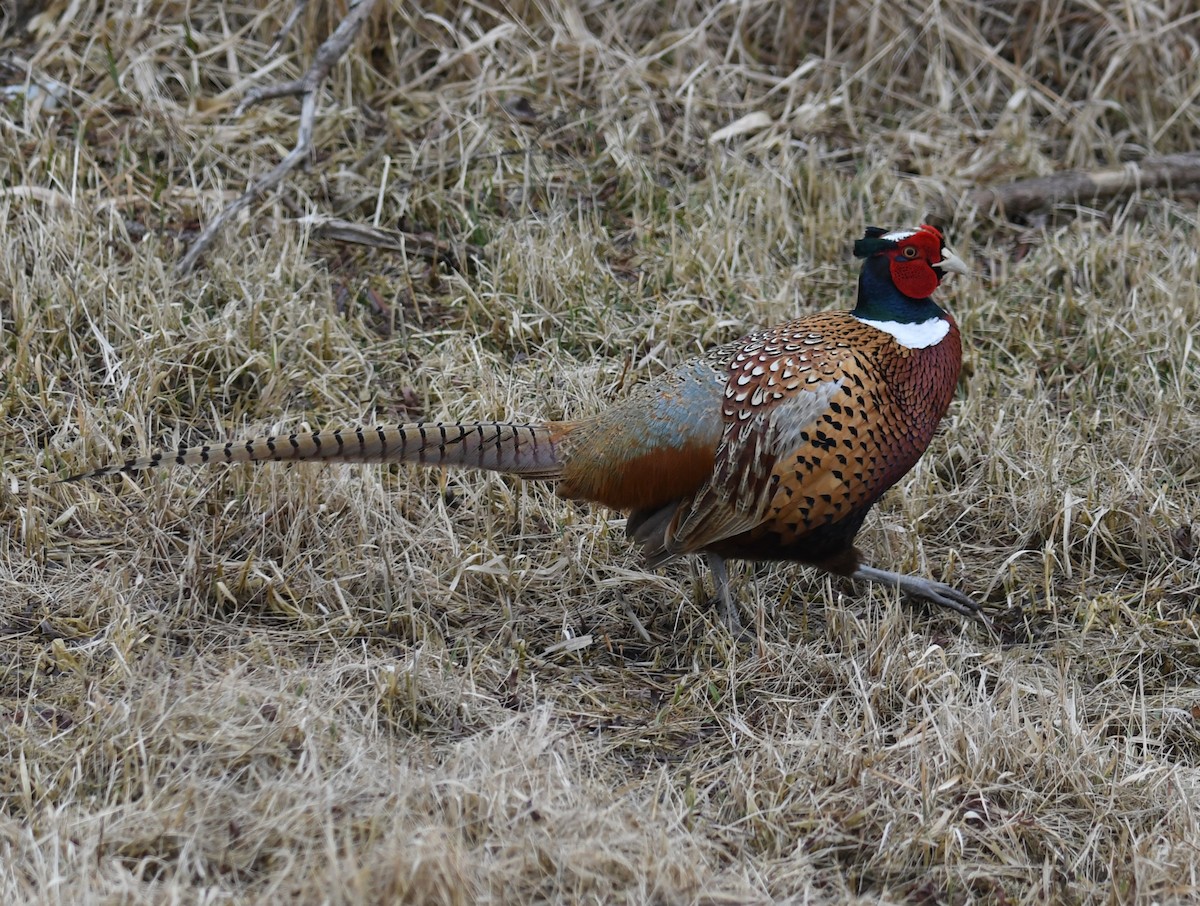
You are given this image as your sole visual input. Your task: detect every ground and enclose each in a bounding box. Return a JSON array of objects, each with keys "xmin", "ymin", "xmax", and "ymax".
[{"xmin": 1, "ymin": 1, "xmax": 1199, "ymax": 903}]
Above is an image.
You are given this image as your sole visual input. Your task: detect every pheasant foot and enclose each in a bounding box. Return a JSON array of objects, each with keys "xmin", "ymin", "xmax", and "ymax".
[{"xmin": 850, "ymin": 564, "xmax": 995, "ymax": 634}]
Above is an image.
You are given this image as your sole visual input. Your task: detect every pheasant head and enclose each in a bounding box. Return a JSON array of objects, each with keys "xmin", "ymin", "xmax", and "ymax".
[{"xmin": 851, "ymin": 224, "xmax": 967, "ymax": 346}]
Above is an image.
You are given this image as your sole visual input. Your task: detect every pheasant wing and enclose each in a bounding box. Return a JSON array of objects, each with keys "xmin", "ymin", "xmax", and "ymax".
[{"xmin": 654, "ymin": 376, "xmax": 844, "ymax": 558}]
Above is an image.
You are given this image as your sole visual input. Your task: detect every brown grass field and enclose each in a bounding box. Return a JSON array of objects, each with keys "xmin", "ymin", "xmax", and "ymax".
[{"xmin": 3, "ymin": 1, "xmax": 1200, "ymax": 902}]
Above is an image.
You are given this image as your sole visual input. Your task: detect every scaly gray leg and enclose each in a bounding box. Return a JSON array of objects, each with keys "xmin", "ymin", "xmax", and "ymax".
[
  {"xmin": 706, "ymin": 553, "xmax": 744, "ymax": 634},
  {"xmin": 851, "ymin": 564, "xmax": 994, "ymax": 633}
]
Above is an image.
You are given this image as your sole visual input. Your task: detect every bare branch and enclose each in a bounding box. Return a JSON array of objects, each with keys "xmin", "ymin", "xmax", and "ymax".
[
  {"xmin": 965, "ymin": 152, "xmax": 1200, "ymax": 221},
  {"xmin": 177, "ymin": 0, "xmax": 381, "ymax": 275}
]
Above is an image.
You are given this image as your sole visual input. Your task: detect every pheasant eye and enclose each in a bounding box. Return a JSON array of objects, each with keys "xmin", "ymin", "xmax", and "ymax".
[{"xmin": 902, "ymin": 246, "xmax": 919, "ymax": 258}]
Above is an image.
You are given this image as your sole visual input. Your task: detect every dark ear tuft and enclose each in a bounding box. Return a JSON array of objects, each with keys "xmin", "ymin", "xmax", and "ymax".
[
  {"xmin": 863, "ymin": 226, "xmax": 888, "ymax": 238},
  {"xmin": 853, "ymin": 236, "xmax": 895, "ymax": 259}
]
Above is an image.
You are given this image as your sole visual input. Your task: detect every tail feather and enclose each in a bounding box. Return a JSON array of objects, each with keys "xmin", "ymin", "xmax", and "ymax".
[{"xmin": 63, "ymin": 422, "xmax": 572, "ymax": 483}]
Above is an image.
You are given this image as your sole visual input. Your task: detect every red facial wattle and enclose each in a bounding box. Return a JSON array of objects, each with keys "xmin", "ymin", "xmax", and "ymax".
[
  {"xmin": 889, "ymin": 256, "xmax": 939, "ymax": 299},
  {"xmin": 888, "ymin": 226, "xmax": 944, "ymax": 299}
]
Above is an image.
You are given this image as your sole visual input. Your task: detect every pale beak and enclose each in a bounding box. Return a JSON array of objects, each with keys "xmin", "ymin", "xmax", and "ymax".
[{"xmin": 937, "ymin": 246, "xmax": 969, "ymax": 276}]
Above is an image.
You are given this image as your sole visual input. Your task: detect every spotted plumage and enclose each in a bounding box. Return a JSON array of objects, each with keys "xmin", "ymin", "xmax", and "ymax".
[{"xmin": 65, "ymin": 224, "xmax": 988, "ymax": 632}]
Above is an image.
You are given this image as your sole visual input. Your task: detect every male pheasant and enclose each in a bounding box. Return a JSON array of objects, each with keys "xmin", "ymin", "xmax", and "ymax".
[{"xmin": 67, "ymin": 224, "xmax": 986, "ymax": 631}]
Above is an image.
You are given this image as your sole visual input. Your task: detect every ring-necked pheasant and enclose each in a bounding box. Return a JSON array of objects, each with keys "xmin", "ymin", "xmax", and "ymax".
[{"xmin": 66, "ymin": 224, "xmax": 988, "ymax": 631}]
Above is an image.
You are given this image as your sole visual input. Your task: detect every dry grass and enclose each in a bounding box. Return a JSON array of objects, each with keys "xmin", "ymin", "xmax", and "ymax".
[{"xmin": 2, "ymin": 0, "xmax": 1200, "ymax": 902}]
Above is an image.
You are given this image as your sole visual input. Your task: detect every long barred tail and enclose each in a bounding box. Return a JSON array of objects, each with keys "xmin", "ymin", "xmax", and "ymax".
[{"xmin": 63, "ymin": 422, "xmax": 573, "ymax": 483}]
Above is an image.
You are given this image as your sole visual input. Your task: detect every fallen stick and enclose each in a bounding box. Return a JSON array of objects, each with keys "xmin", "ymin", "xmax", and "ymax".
[
  {"xmin": 176, "ymin": 0, "xmax": 381, "ymax": 275},
  {"xmin": 305, "ymin": 215, "xmax": 483, "ymax": 270},
  {"xmin": 966, "ymin": 152, "xmax": 1200, "ymax": 221}
]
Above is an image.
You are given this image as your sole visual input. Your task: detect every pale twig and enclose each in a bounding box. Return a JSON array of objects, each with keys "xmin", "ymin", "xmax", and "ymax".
[
  {"xmin": 176, "ymin": 0, "xmax": 381, "ymax": 275},
  {"xmin": 267, "ymin": 0, "xmax": 308, "ymax": 58}
]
